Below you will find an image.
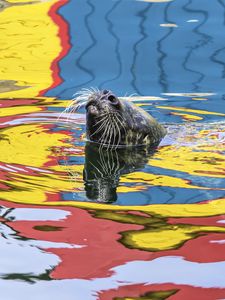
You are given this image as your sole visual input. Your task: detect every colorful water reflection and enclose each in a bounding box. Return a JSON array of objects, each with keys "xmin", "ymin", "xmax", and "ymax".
[{"xmin": 0, "ymin": 0, "xmax": 225, "ymax": 299}]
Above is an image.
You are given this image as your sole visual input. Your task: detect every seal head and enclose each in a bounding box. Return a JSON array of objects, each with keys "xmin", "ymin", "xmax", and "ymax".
[{"xmin": 85, "ymin": 89, "xmax": 166, "ymax": 147}]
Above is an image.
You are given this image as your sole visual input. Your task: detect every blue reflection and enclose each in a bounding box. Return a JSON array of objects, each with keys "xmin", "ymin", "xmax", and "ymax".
[{"xmin": 46, "ymin": 0, "xmax": 225, "ymax": 118}]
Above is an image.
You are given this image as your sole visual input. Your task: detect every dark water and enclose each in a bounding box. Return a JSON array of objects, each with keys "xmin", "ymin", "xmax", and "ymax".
[{"xmin": 0, "ymin": 0, "xmax": 225, "ymax": 299}]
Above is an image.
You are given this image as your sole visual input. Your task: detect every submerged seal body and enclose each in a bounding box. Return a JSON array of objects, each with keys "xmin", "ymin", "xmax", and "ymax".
[{"xmin": 83, "ymin": 89, "xmax": 166, "ymax": 147}]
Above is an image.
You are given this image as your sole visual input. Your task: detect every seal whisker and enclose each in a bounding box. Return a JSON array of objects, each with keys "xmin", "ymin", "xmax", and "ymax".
[
  {"xmin": 114, "ymin": 119, "xmax": 121, "ymax": 148},
  {"xmin": 112, "ymin": 117, "xmax": 117, "ymax": 148},
  {"xmin": 107, "ymin": 116, "xmax": 115, "ymax": 146},
  {"xmin": 98, "ymin": 113, "xmax": 123, "ymax": 146},
  {"xmin": 105, "ymin": 115, "xmax": 113, "ymax": 149},
  {"xmin": 66, "ymin": 105, "xmax": 80, "ymax": 121},
  {"xmin": 115, "ymin": 114, "xmax": 127, "ymax": 138},
  {"xmin": 127, "ymin": 92, "xmax": 138, "ymax": 98},
  {"xmin": 72, "ymin": 100, "xmax": 87, "ymax": 111},
  {"xmin": 99, "ymin": 117, "xmax": 110, "ymax": 144},
  {"xmin": 89, "ymin": 118, "xmax": 108, "ymax": 138},
  {"xmin": 107, "ymin": 120, "xmax": 115, "ymax": 150},
  {"xmin": 105, "ymin": 144, "xmax": 111, "ymax": 170},
  {"xmin": 99, "ymin": 119, "xmax": 111, "ymax": 146},
  {"xmin": 76, "ymin": 87, "xmax": 94, "ymax": 95},
  {"xmin": 108, "ymin": 140, "xmax": 115, "ymax": 172},
  {"xmin": 109, "ymin": 114, "xmax": 119, "ymax": 148},
  {"xmin": 112, "ymin": 116, "xmax": 120, "ymax": 148},
  {"xmin": 99, "ymin": 148, "xmax": 107, "ymax": 174},
  {"xmin": 110, "ymin": 146, "xmax": 116, "ymax": 173},
  {"xmin": 99, "ymin": 145, "xmax": 109, "ymax": 174},
  {"xmin": 114, "ymin": 149, "xmax": 121, "ymax": 174},
  {"xmin": 89, "ymin": 161, "xmax": 104, "ymax": 178},
  {"xmin": 102, "ymin": 122, "xmax": 111, "ymax": 147},
  {"xmin": 103, "ymin": 120, "xmax": 113, "ymax": 147},
  {"xmin": 70, "ymin": 104, "xmax": 81, "ymax": 115},
  {"xmin": 92, "ymin": 118, "xmax": 109, "ymax": 134},
  {"xmin": 95, "ymin": 112, "xmax": 121, "ymax": 119},
  {"xmin": 118, "ymin": 118, "xmax": 127, "ymax": 136},
  {"xmin": 57, "ymin": 99, "xmax": 80, "ymax": 122},
  {"xmin": 57, "ymin": 107, "xmax": 70, "ymax": 122},
  {"xmin": 92, "ymin": 116, "xmax": 108, "ymax": 127},
  {"xmin": 89, "ymin": 86, "xmax": 100, "ymax": 94},
  {"xmin": 105, "ymin": 148, "xmax": 113, "ymax": 176},
  {"xmin": 71, "ymin": 88, "xmax": 97, "ymax": 110},
  {"xmin": 109, "ymin": 148, "xmax": 115, "ymax": 174}
]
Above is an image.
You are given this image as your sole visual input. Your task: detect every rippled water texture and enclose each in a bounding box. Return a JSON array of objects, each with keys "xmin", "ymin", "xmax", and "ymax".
[{"xmin": 0, "ymin": 0, "xmax": 225, "ymax": 299}]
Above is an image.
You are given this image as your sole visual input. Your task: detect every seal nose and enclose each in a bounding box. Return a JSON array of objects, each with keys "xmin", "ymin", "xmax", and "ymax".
[
  {"xmin": 101, "ymin": 90, "xmax": 117, "ymax": 103},
  {"xmin": 85, "ymin": 100, "xmax": 96, "ymax": 110},
  {"xmin": 107, "ymin": 94, "xmax": 116, "ymax": 102}
]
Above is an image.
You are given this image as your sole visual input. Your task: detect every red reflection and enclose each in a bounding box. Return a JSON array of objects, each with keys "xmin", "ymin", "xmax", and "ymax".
[
  {"xmin": 98, "ymin": 284, "xmax": 225, "ymax": 300},
  {"xmin": 1, "ymin": 199, "xmax": 225, "ymax": 298},
  {"xmin": 1, "ymin": 200, "xmax": 150, "ymax": 279},
  {"xmin": 38, "ymin": 0, "xmax": 71, "ymax": 96}
]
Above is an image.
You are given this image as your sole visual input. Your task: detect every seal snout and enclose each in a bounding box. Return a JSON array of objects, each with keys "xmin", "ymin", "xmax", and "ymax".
[
  {"xmin": 85, "ymin": 98, "xmax": 99, "ymax": 115},
  {"xmin": 85, "ymin": 90, "xmax": 120, "ymax": 114}
]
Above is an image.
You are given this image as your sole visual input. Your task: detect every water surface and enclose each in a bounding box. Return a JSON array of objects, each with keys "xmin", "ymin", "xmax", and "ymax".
[{"xmin": 0, "ymin": 0, "xmax": 225, "ymax": 299}]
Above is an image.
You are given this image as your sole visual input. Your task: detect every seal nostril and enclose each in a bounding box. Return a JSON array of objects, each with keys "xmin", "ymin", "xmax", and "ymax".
[
  {"xmin": 108, "ymin": 95, "xmax": 116, "ymax": 102},
  {"xmin": 107, "ymin": 94, "xmax": 120, "ymax": 106},
  {"xmin": 103, "ymin": 89, "xmax": 110, "ymax": 95}
]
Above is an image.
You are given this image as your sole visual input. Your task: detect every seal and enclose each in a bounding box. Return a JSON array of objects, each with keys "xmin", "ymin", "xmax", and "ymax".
[{"xmin": 75, "ymin": 89, "xmax": 166, "ymax": 147}]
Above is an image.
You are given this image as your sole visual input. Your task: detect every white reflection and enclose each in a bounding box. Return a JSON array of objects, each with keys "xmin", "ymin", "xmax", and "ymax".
[{"xmin": 1, "ymin": 256, "xmax": 225, "ymax": 300}]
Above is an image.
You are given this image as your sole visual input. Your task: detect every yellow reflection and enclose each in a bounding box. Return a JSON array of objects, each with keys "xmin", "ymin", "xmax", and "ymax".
[
  {"xmin": 8, "ymin": 0, "xmax": 40, "ymax": 2},
  {"xmin": 157, "ymin": 105, "xmax": 225, "ymax": 116},
  {"xmin": 0, "ymin": 122, "xmax": 84, "ymax": 202},
  {"xmin": 93, "ymin": 210, "xmax": 225, "ymax": 252},
  {"xmin": 0, "ymin": 105, "xmax": 42, "ymax": 117},
  {"xmin": 0, "ymin": 172, "xmax": 225, "ymax": 218},
  {"xmin": 121, "ymin": 172, "xmax": 212, "ymax": 190},
  {"xmin": 192, "ymin": 98, "xmax": 208, "ymax": 101},
  {"xmin": 122, "ymin": 224, "xmax": 225, "ymax": 251},
  {"xmin": 0, "ymin": 171, "xmax": 83, "ymax": 203},
  {"xmin": 0, "ymin": 0, "xmax": 61, "ymax": 98},
  {"xmin": 0, "ymin": 124, "xmax": 68, "ymax": 167},
  {"xmin": 170, "ymin": 112, "xmax": 202, "ymax": 121},
  {"xmin": 150, "ymin": 145, "xmax": 225, "ymax": 178},
  {"xmin": 36, "ymin": 197, "xmax": 225, "ymax": 218}
]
